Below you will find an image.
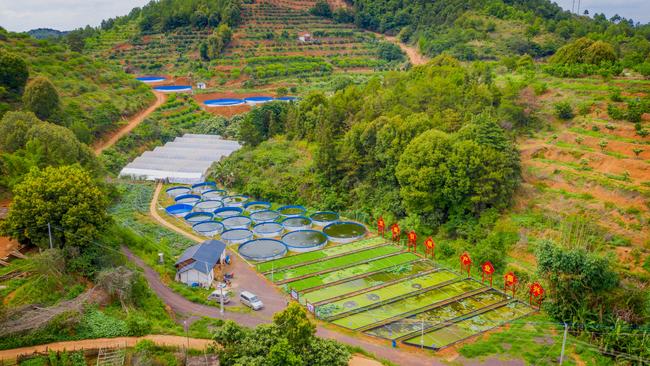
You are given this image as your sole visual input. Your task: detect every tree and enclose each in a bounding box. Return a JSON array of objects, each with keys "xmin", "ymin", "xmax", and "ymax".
[
  {"xmin": 554, "ymin": 101, "xmax": 574, "ymax": 120},
  {"xmin": 632, "ymin": 148, "xmax": 643, "ymax": 158},
  {"xmin": 0, "ymin": 51, "xmax": 29, "ymax": 96},
  {"xmin": 1, "ymin": 165, "xmax": 109, "ymax": 250},
  {"xmin": 0, "ymin": 111, "xmax": 40, "ymax": 153},
  {"xmin": 310, "ymin": 0, "xmax": 332, "ymax": 18},
  {"xmin": 22, "ymin": 76, "xmax": 60, "ymax": 121},
  {"xmin": 272, "ymin": 302, "xmax": 315, "ymax": 350}
]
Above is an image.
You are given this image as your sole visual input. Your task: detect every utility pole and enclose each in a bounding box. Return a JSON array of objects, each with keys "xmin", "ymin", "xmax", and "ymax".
[
  {"xmin": 560, "ymin": 322, "xmax": 568, "ymax": 365},
  {"xmin": 420, "ymin": 318, "xmax": 425, "ymax": 349},
  {"xmin": 47, "ymin": 222, "xmax": 53, "ymax": 249}
]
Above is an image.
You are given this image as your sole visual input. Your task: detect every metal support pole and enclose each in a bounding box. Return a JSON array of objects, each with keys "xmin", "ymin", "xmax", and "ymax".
[
  {"xmin": 47, "ymin": 222, "xmax": 53, "ymax": 249},
  {"xmin": 220, "ymin": 286, "xmax": 224, "ymax": 314},
  {"xmin": 560, "ymin": 322, "xmax": 568, "ymax": 365},
  {"xmin": 420, "ymin": 318, "xmax": 424, "ymax": 349}
]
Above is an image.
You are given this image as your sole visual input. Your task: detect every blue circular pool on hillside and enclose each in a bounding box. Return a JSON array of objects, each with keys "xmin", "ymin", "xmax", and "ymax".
[
  {"xmin": 245, "ymin": 96, "xmax": 274, "ymax": 105},
  {"xmin": 204, "ymin": 98, "xmax": 245, "ymax": 107},
  {"xmin": 136, "ymin": 76, "xmax": 166, "ymax": 83},
  {"xmin": 153, "ymin": 85, "xmax": 192, "ymax": 92}
]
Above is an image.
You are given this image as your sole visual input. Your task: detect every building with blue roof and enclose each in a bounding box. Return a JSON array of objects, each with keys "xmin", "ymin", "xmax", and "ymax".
[{"xmin": 174, "ymin": 240, "xmax": 226, "ymax": 287}]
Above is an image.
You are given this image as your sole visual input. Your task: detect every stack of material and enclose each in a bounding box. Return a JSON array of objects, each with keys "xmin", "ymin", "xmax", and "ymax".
[{"xmin": 119, "ymin": 134, "xmax": 241, "ymax": 183}]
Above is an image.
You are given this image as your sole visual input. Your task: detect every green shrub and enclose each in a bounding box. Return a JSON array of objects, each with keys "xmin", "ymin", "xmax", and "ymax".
[{"xmin": 554, "ymin": 101, "xmax": 574, "ymax": 120}]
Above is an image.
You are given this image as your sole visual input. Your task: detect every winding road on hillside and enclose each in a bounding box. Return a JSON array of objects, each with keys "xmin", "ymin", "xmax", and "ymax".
[
  {"xmin": 93, "ymin": 91, "xmax": 167, "ymax": 154},
  {"xmin": 138, "ymin": 183, "xmax": 443, "ymax": 366},
  {"xmin": 378, "ymin": 34, "xmax": 429, "ymax": 66}
]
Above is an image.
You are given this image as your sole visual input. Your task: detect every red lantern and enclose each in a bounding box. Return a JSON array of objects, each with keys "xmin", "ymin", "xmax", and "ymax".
[
  {"xmin": 529, "ymin": 282, "xmax": 545, "ymax": 309},
  {"xmin": 424, "ymin": 237, "xmax": 435, "ymax": 258},
  {"xmin": 377, "ymin": 217, "xmax": 385, "ymax": 237},
  {"xmin": 391, "ymin": 223, "xmax": 400, "ymax": 242},
  {"xmin": 504, "ymin": 272, "xmax": 518, "ymax": 297},
  {"xmin": 481, "ymin": 261, "xmax": 495, "ymax": 287},
  {"xmin": 460, "ymin": 252, "xmax": 472, "ymax": 277},
  {"xmin": 408, "ymin": 231, "xmax": 417, "ymax": 252}
]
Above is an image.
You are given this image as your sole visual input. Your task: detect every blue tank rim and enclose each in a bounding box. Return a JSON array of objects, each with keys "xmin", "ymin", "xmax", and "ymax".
[
  {"xmin": 322, "ymin": 221, "xmax": 367, "ymax": 236},
  {"xmin": 281, "ymin": 229, "xmax": 327, "ymax": 249},
  {"xmin": 309, "ymin": 211, "xmax": 340, "ymax": 222},
  {"xmin": 221, "ymin": 228, "xmax": 254, "ymax": 240},
  {"xmin": 238, "ymin": 238, "xmax": 288, "ymax": 260},
  {"xmin": 277, "ymin": 205, "xmax": 307, "ymax": 216},
  {"xmin": 165, "ymin": 203, "xmax": 193, "ymax": 214},
  {"xmin": 281, "ymin": 215, "xmax": 312, "ymax": 227},
  {"xmin": 174, "ymin": 194, "xmax": 201, "ymax": 202},
  {"xmin": 214, "ymin": 206, "xmax": 244, "ymax": 216},
  {"xmin": 192, "ymin": 220, "xmax": 224, "ymax": 231}
]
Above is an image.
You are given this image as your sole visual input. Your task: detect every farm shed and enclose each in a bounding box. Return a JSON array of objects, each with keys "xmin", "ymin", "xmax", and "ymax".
[{"xmin": 174, "ymin": 239, "xmax": 226, "ymax": 288}]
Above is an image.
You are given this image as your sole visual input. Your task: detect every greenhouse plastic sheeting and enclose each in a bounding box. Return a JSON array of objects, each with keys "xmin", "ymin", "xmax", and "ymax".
[{"xmin": 119, "ymin": 134, "xmax": 241, "ymax": 184}]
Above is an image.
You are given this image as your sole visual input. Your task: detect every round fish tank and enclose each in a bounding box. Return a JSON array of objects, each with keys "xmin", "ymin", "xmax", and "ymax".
[
  {"xmin": 194, "ymin": 199, "xmax": 223, "ymax": 212},
  {"xmin": 185, "ymin": 212, "xmax": 214, "ymax": 223},
  {"xmin": 202, "ymin": 189, "xmax": 227, "ymax": 200},
  {"xmin": 192, "ymin": 221, "xmax": 224, "ymax": 236},
  {"xmin": 136, "ymin": 76, "xmax": 166, "ymax": 83},
  {"xmin": 221, "ymin": 228, "xmax": 253, "ymax": 245},
  {"xmin": 244, "ymin": 201, "xmax": 272, "ymax": 213},
  {"xmin": 223, "ymin": 195, "xmax": 249, "ymax": 208},
  {"xmin": 244, "ymin": 96, "xmax": 274, "ymax": 105},
  {"xmin": 275, "ymin": 96, "xmax": 298, "ymax": 102},
  {"xmin": 192, "ymin": 182, "xmax": 217, "ymax": 193},
  {"xmin": 238, "ymin": 239, "xmax": 287, "ymax": 261},
  {"xmin": 175, "ymin": 194, "xmax": 201, "ymax": 205},
  {"xmin": 214, "ymin": 207, "xmax": 244, "ymax": 219},
  {"xmin": 253, "ymin": 222, "xmax": 284, "ymax": 238},
  {"xmin": 323, "ymin": 221, "xmax": 367, "ymax": 243},
  {"xmin": 282, "ymin": 230, "xmax": 327, "ymax": 253},
  {"xmin": 204, "ymin": 98, "xmax": 245, "ymax": 107},
  {"xmin": 250, "ymin": 210, "xmax": 280, "ymax": 223},
  {"xmin": 221, "ymin": 215, "xmax": 252, "ymax": 230},
  {"xmin": 310, "ymin": 211, "xmax": 340, "ymax": 226},
  {"xmin": 282, "ymin": 216, "xmax": 312, "ymax": 232},
  {"xmin": 153, "ymin": 85, "xmax": 192, "ymax": 93},
  {"xmin": 166, "ymin": 186, "xmax": 190, "ymax": 198},
  {"xmin": 277, "ymin": 205, "xmax": 306, "ymax": 217},
  {"xmin": 165, "ymin": 204, "xmax": 192, "ymax": 217}
]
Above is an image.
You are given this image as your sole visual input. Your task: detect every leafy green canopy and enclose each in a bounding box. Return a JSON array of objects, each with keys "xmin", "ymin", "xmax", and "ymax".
[
  {"xmin": 138, "ymin": 0, "xmax": 241, "ymax": 33},
  {"xmin": 0, "ymin": 50, "xmax": 29, "ymax": 96},
  {"xmin": 213, "ymin": 302, "xmax": 349, "ymax": 366},
  {"xmin": 550, "ymin": 37, "xmax": 617, "ymax": 65},
  {"xmin": 1, "ymin": 165, "xmax": 109, "ymax": 250},
  {"xmin": 22, "ymin": 76, "xmax": 61, "ymax": 121}
]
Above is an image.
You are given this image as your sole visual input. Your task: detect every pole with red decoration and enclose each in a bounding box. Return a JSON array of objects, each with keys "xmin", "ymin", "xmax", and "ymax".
[
  {"xmin": 407, "ymin": 230, "xmax": 417, "ymax": 252},
  {"xmin": 481, "ymin": 261, "xmax": 495, "ymax": 287},
  {"xmin": 504, "ymin": 272, "xmax": 518, "ymax": 297},
  {"xmin": 377, "ymin": 217, "xmax": 385, "ymax": 238},
  {"xmin": 424, "ymin": 237, "xmax": 435, "ymax": 259},
  {"xmin": 529, "ymin": 282, "xmax": 545, "ymax": 310},
  {"xmin": 460, "ymin": 252, "xmax": 472, "ymax": 278}
]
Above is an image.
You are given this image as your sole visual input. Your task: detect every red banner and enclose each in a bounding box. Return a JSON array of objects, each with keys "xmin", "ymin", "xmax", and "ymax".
[
  {"xmin": 460, "ymin": 252, "xmax": 472, "ymax": 277},
  {"xmin": 529, "ymin": 282, "xmax": 545, "ymax": 308},
  {"xmin": 481, "ymin": 261, "xmax": 495, "ymax": 286},
  {"xmin": 391, "ymin": 223, "xmax": 400, "ymax": 242},
  {"xmin": 377, "ymin": 217, "xmax": 385, "ymax": 237},
  {"xmin": 407, "ymin": 231, "xmax": 417, "ymax": 252},
  {"xmin": 424, "ymin": 237, "xmax": 435, "ymax": 258},
  {"xmin": 504, "ymin": 272, "xmax": 518, "ymax": 297}
]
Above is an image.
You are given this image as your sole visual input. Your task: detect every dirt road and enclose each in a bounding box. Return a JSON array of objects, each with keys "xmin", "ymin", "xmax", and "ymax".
[
  {"xmin": 380, "ymin": 34, "xmax": 429, "ymax": 66},
  {"xmin": 0, "ymin": 335, "xmax": 212, "ymax": 361},
  {"xmin": 93, "ymin": 92, "xmax": 166, "ymax": 154}
]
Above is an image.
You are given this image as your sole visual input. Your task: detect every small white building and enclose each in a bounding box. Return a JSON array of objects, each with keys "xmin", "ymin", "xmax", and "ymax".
[
  {"xmin": 298, "ymin": 32, "xmax": 312, "ymax": 42},
  {"xmin": 197, "ymin": 82, "xmax": 206, "ymax": 89},
  {"xmin": 175, "ymin": 240, "xmax": 226, "ymax": 288}
]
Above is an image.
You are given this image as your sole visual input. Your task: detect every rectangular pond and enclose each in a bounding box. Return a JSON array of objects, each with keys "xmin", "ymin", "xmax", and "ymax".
[
  {"xmin": 364, "ymin": 289, "xmax": 507, "ymax": 340},
  {"xmin": 267, "ymin": 244, "xmax": 401, "ymax": 282},
  {"xmin": 299, "ymin": 261, "xmax": 436, "ymax": 305},
  {"xmin": 317, "ymin": 270, "xmax": 459, "ymax": 319},
  {"xmin": 402, "ymin": 301, "xmax": 532, "ymax": 349},
  {"xmin": 256, "ymin": 237, "xmax": 385, "ymax": 273},
  {"xmin": 331, "ymin": 279, "xmax": 484, "ymax": 330},
  {"xmin": 283, "ymin": 252, "xmax": 421, "ymax": 292}
]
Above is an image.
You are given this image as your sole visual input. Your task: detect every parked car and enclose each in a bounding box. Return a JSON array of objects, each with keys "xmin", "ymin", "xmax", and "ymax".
[
  {"xmin": 208, "ymin": 290, "xmax": 231, "ymax": 304},
  {"xmin": 240, "ymin": 291, "xmax": 264, "ymax": 310}
]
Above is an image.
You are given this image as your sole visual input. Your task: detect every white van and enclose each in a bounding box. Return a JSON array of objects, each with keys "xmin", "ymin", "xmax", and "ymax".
[
  {"xmin": 208, "ymin": 290, "xmax": 231, "ymax": 304},
  {"xmin": 240, "ymin": 291, "xmax": 264, "ymax": 310}
]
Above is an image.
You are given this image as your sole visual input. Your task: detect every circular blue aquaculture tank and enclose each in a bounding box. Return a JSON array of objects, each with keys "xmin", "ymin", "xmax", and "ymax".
[
  {"xmin": 223, "ymin": 195, "xmax": 249, "ymax": 207},
  {"xmin": 202, "ymin": 189, "xmax": 227, "ymax": 200},
  {"xmin": 136, "ymin": 76, "xmax": 166, "ymax": 83},
  {"xmin": 192, "ymin": 220, "xmax": 224, "ymax": 236},
  {"xmin": 244, "ymin": 96, "xmax": 274, "ymax": 105},
  {"xmin": 282, "ymin": 230, "xmax": 328, "ymax": 253},
  {"xmin": 175, "ymin": 194, "xmax": 201, "ymax": 205},
  {"xmin": 253, "ymin": 222, "xmax": 284, "ymax": 238},
  {"xmin": 282, "ymin": 216, "xmax": 312, "ymax": 232},
  {"xmin": 166, "ymin": 186, "xmax": 190, "ymax": 198},
  {"xmin": 222, "ymin": 215, "xmax": 252, "ymax": 230},
  {"xmin": 194, "ymin": 199, "xmax": 223, "ymax": 212},
  {"xmin": 165, "ymin": 204, "xmax": 192, "ymax": 217},
  {"xmin": 244, "ymin": 201, "xmax": 272, "ymax": 213},
  {"xmin": 204, "ymin": 98, "xmax": 245, "ymax": 107},
  {"xmin": 153, "ymin": 85, "xmax": 192, "ymax": 92},
  {"xmin": 214, "ymin": 207, "xmax": 244, "ymax": 219},
  {"xmin": 185, "ymin": 212, "xmax": 214, "ymax": 223},
  {"xmin": 250, "ymin": 210, "xmax": 280, "ymax": 223},
  {"xmin": 221, "ymin": 228, "xmax": 253, "ymax": 245},
  {"xmin": 310, "ymin": 211, "xmax": 340, "ymax": 226},
  {"xmin": 275, "ymin": 96, "xmax": 298, "ymax": 102},
  {"xmin": 323, "ymin": 221, "xmax": 367, "ymax": 244},
  {"xmin": 238, "ymin": 239, "xmax": 287, "ymax": 261},
  {"xmin": 277, "ymin": 205, "xmax": 306, "ymax": 217},
  {"xmin": 192, "ymin": 181, "xmax": 217, "ymax": 193}
]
